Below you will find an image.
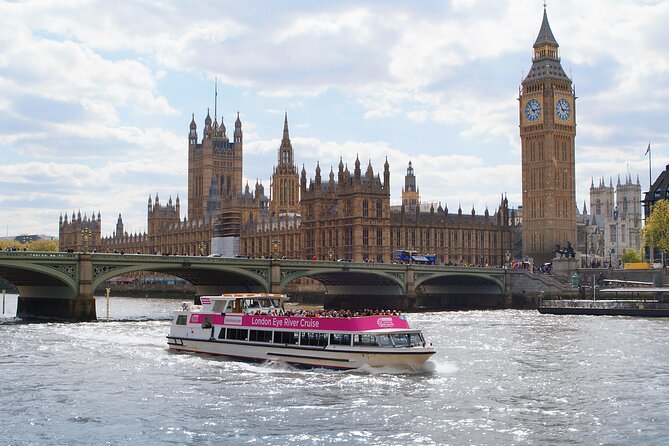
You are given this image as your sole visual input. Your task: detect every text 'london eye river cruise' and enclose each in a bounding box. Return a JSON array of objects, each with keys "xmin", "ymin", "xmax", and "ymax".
[{"xmin": 167, "ymin": 293, "xmax": 435, "ymax": 369}]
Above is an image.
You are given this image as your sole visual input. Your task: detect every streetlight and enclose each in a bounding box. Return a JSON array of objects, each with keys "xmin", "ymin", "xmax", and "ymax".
[
  {"xmin": 505, "ymin": 250, "xmax": 511, "ymax": 269},
  {"xmin": 81, "ymin": 227, "xmax": 91, "ymax": 253},
  {"xmin": 328, "ymin": 248, "xmax": 334, "ymax": 261},
  {"xmin": 198, "ymin": 241, "xmax": 205, "ymax": 256}
]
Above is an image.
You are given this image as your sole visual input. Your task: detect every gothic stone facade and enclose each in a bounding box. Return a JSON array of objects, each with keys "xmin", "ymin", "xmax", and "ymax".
[{"xmin": 60, "ymin": 106, "xmax": 514, "ymax": 264}]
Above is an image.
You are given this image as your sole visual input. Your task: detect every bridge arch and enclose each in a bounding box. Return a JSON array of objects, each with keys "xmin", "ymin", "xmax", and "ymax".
[
  {"xmin": 279, "ymin": 268, "xmax": 406, "ymax": 295},
  {"xmin": 412, "ymin": 270, "xmax": 506, "ymax": 309},
  {"xmin": 92, "ymin": 261, "xmax": 270, "ymax": 295},
  {"xmin": 413, "ymin": 271, "xmax": 505, "ymax": 294},
  {"xmin": 0, "ymin": 258, "xmax": 79, "ymax": 298}
]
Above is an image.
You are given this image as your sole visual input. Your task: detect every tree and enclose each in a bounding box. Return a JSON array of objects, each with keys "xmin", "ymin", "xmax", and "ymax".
[
  {"xmin": 641, "ymin": 199, "xmax": 669, "ymax": 264},
  {"xmin": 27, "ymin": 239, "xmax": 58, "ymax": 252},
  {"xmin": 0, "ymin": 240, "xmax": 22, "ymax": 251},
  {"xmin": 620, "ymin": 248, "xmax": 642, "ymax": 264}
]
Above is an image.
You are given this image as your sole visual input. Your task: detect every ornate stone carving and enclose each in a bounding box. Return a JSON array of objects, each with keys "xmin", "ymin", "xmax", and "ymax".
[
  {"xmin": 93, "ymin": 264, "xmax": 124, "ymax": 279},
  {"xmin": 48, "ymin": 264, "xmax": 76, "ymax": 279}
]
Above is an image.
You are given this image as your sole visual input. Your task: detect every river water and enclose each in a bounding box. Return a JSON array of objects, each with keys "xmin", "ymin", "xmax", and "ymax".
[{"xmin": 0, "ymin": 294, "xmax": 667, "ymax": 445}]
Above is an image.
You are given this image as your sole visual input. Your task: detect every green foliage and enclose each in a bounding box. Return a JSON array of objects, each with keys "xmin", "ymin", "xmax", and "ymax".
[
  {"xmin": 27, "ymin": 239, "xmax": 58, "ymax": 252},
  {"xmin": 0, "ymin": 240, "xmax": 22, "ymax": 251},
  {"xmin": 620, "ymin": 248, "xmax": 642, "ymax": 264},
  {"xmin": 0, "ymin": 239, "xmax": 58, "ymax": 252},
  {"xmin": 642, "ymin": 199, "xmax": 669, "ymax": 253}
]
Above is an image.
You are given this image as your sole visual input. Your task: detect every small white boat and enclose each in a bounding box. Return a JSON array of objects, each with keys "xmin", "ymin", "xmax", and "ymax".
[{"xmin": 167, "ymin": 293, "xmax": 435, "ymax": 369}]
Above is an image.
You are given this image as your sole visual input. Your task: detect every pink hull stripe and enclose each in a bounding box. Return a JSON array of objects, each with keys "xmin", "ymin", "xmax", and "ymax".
[{"xmin": 188, "ymin": 314, "xmax": 410, "ymax": 331}]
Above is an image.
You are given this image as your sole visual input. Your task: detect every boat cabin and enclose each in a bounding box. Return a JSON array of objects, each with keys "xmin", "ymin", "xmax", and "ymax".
[{"xmin": 189, "ymin": 294, "xmax": 288, "ymax": 315}]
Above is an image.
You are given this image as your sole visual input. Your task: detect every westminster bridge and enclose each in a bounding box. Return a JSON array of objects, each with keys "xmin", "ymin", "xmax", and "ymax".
[{"xmin": 0, "ymin": 251, "xmax": 510, "ymax": 321}]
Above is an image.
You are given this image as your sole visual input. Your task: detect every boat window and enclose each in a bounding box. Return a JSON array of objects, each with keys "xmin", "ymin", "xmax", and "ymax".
[
  {"xmin": 391, "ymin": 333, "xmax": 424, "ymax": 347},
  {"xmin": 353, "ymin": 334, "xmax": 378, "ymax": 347},
  {"xmin": 329, "ymin": 333, "xmax": 352, "ymax": 346},
  {"xmin": 377, "ymin": 334, "xmax": 393, "ymax": 347},
  {"xmin": 218, "ymin": 328, "xmax": 226, "ymax": 339},
  {"xmin": 392, "ymin": 334, "xmax": 410, "ymax": 346},
  {"xmin": 274, "ymin": 331, "xmax": 299, "ymax": 345},
  {"xmin": 300, "ymin": 332, "xmax": 328, "ymax": 347},
  {"xmin": 211, "ymin": 301, "xmax": 227, "ymax": 313},
  {"xmin": 176, "ymin": 315, "xmax": 188, "ymax": 326},
  {"xmin": 226, "ymin": 328, "xmax": 248, "ymax": 341},
  {"xmin": 271, "ymin": 299, "xmax": 281, "ymax": 308},
  {"xmin": 409, "ymin": 332, "xmax": 424, "ymax": 346},
  {"xmin": 249, "ymin": 330, "xmax": 273, "ymax": 343}
]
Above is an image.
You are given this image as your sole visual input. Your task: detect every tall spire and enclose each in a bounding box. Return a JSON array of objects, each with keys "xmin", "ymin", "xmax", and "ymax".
[
  {"xmin": 534, "ymin": 6, "xmax": 559, "ymax": 48},
  {"xmin": 283, "ymin": 111, "xmax": 289, "ymax": 140},
  {"xmin": 524, "ymin": 5, "xmax": 568, "ymax": 82},
  {"xmin": 214, "ymin": 77, "xmax": 218, "ymax": 121},
  {"xmin": 277, "ymin": 112, "xmax": 293, "ymax": 166}
]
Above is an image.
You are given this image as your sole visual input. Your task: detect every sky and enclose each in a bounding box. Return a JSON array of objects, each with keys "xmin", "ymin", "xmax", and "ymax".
[{"xmin": 1, "ymin": 0, "xmax": 668, "ymax": 237}]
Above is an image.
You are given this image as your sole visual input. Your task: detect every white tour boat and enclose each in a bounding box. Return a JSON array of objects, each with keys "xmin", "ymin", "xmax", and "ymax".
[{"xmin": 167, "ymin": 293, "xmax": 435, "ymax": 369}]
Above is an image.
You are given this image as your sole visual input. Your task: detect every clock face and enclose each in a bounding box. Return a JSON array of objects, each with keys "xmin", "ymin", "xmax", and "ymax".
[
  {"xmin": 524, "ymin": 99, "xmax": 542, "ymax": 122},
  {"xmin": 556, "ymin": 98, "xmax": 571, "ymax": 120}
]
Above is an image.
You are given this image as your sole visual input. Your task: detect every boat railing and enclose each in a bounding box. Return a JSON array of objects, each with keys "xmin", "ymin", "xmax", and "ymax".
[{"xmin": 541, "ymin": 299, "xmax": 669, "ymax": 309}]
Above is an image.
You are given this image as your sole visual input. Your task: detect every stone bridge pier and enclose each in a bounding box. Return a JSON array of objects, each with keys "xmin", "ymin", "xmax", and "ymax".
[{"xmin": 14, "ymin": 254, "xmax": 96, "ymax": 322}]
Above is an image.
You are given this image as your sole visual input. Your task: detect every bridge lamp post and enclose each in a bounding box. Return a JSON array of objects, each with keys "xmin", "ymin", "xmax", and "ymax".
[
  {"xmin": 81, "ymin": 227, "xmax": 91, "ymax": 254},
  {"xmin": 272, "ymin": 238, "xmax": 280, "ymax": 260},
  {"xmin": 505, "ymin": 250, "xmax": 510, "ymax": 269},
  {"xmin": 198, "ymin": 241, "xmax": 205, "ymax": 256},
  {"xmin": 328, "ymin": 248, "xmax": 334, "ymax": 262}
]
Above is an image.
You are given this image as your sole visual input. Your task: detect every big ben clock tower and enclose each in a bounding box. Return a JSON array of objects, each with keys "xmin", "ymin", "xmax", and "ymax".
[{"xmin": 520, "ymin": 7, "xmax": 576, "ymax": 264}]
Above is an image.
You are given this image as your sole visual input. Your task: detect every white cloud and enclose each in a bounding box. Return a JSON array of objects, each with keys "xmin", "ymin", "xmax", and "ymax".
[{"xmin": 1, "ymin": 0, "xmax": 668, "ymax": 236}]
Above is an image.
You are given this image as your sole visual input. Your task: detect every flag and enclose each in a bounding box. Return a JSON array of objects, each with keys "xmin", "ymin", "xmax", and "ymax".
[{"xmin": 645, "ymin": 142, "xmax": 651, "ymax": 155}]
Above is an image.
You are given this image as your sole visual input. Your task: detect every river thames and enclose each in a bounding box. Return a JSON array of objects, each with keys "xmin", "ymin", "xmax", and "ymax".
[{"xmin": 1, "ymin": 295, "xmax": 667, "ymax": 445}]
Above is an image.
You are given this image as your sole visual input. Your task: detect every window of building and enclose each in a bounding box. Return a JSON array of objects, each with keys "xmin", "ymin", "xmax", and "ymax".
[
  {"xmin": 377, "ymin": 228, "xmax": 383, "ymax": 246},
  {"xmin": 362, "ymin": 200, "xmax": 369, "ymax": 217},
  {"xmin": 345, "ymin": 227, "xmax": 353, "ymax": 246},
  {"xmin": 376, "ymin": 201, "xmax": 383, "ymax": 218},
  {"xmin": 363, "ymin": 228, "xmax": 369, "ymax": 246}
]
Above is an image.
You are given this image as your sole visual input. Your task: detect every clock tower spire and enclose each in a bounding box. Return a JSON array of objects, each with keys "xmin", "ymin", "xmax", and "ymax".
[{"xmin": 519, "ymin": 7, "xmax": 577, "ymax": 264}]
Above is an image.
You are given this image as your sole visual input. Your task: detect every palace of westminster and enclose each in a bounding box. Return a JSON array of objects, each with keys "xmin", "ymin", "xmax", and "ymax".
[{"xmin": 59, "ymin": 9, "xmax": 644, "ymax": 267}]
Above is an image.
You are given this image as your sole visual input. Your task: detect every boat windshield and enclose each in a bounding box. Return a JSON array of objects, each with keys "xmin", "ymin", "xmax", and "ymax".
[
  {"xmin": 241, "ymin": 297, "xmax": 281, "ymax": 314},
  {"xmin": 391, "ymin": 332, "xmax": 424, "ymax": 347}
]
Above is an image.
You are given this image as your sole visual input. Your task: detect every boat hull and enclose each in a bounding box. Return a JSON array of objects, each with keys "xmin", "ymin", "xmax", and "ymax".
[
  {"xmin": 167, "ymin": 336, "xmax": 435, "ymax": 369},
  {"xmin": 538, "ymin": 299, "xmax": 669, "ymax": 317},
  {"xmin": 538, "ymin": 307, "xmax": 669, "ymax": 317}
]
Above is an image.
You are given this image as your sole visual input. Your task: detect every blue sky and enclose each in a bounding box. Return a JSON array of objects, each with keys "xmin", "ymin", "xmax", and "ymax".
[{"xmin": 1, "ymin": 0, "xmax": 668, "ymax": 237}]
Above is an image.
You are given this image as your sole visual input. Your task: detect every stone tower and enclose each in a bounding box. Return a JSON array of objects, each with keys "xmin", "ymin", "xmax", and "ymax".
[
  {"xmin": 590, "ymin": 177, "xmax": 614, "ymax": 223},
  {"xmin": 270, "ymin": 113, "xmax": 300, "ymax": 215},
  {"xmin": 402, "ymin": 161, "xmax": 420, "ymax": 213},
  {"xmin": 520, "ymin": 7, "xmax": 577, "ymax": 264},
  {"xmin": 187, "ymin": 108, "xmax": 243, "ymax": 222}
]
